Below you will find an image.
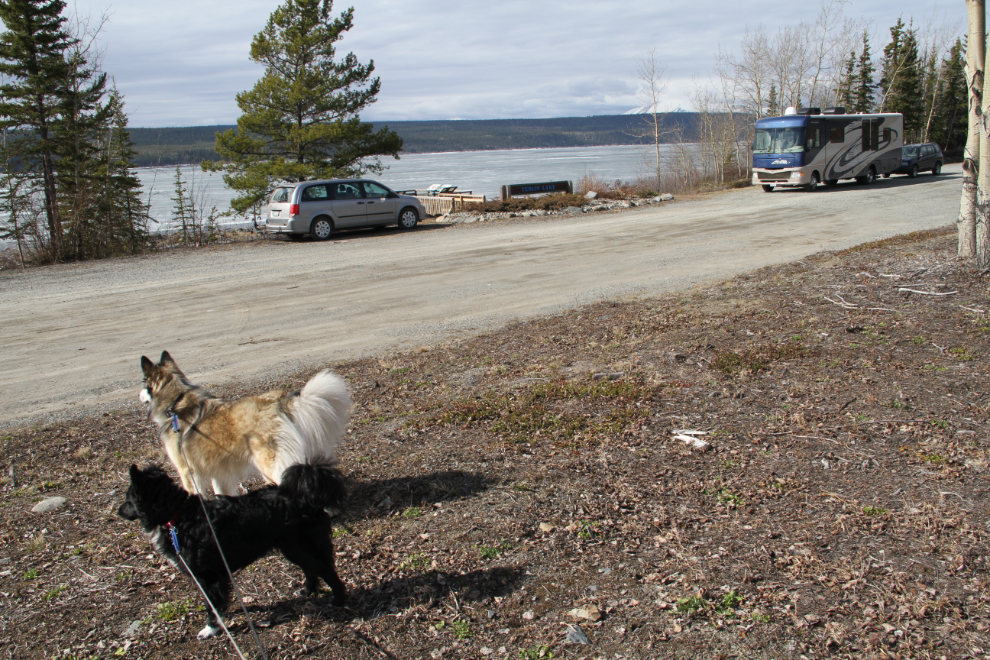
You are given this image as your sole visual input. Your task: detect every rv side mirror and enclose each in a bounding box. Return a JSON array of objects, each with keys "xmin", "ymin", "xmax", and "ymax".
[{"xmin": 806, "ymin": 138, "xmax": 814, "ymax": 149}]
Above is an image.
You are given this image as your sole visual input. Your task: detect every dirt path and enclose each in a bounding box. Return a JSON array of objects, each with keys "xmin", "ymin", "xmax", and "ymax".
[{"xmin": 0, "ymin": 167, "xmax": 961, "ymax": 426}]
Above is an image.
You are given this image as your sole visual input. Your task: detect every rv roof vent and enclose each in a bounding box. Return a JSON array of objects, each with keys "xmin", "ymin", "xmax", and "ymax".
[
  {"xmin": 783, "ymin": 106, "xmax": 797, "ymax": 115},
  {"xmin": 823, "ymin": 106, "xmax": 846, "ymax": 115},
  {"xmin": 796, "ymin": 107, "xmax": 821, "ymax": 115}
]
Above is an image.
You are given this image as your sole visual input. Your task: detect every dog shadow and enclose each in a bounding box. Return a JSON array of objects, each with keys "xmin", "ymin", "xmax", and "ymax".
[
  {"xmin": 232, "ymin": 565, "xmax": 525, "ymax": 632},
  {"xmin": 342, "ymin": 470, "xmax": 493, "ymax": 522}
]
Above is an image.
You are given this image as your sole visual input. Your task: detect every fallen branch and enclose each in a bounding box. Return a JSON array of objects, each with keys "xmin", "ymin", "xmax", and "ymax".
[
  {"xmin": 824, "ymin": 296, "xmax": 857, "ymax": 309},
  {"xmin": 959, "ymin": 305, "xmax": 986, "ymax": 314},
  {"xmin": 897, "ymin": 288, "xmax": 958, "ymax": 296}
]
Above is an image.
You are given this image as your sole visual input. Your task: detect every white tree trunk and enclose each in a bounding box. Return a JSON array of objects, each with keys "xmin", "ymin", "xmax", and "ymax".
[
  {"xmin": 959, "ymin": 0, "xmax": 984, "ymax": 258},
  {"xmin": 980, "ymin": 8, "xmax": 990, "ymax": 269}
]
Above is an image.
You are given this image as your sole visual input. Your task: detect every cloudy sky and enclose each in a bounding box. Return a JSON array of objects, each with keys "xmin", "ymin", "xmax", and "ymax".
[{"xmin": 67, "ymin": 0, "xmax": 964, "ymax": 127}]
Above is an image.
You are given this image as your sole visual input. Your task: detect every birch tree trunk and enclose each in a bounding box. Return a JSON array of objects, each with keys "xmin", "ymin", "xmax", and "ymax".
[
  {"xmin": 958, "ymin": 0, "xmax": 984, "ymax": 258},
  {"xmin": 980, "ymin": 6, "xmax": 990, "ymax": 269},
  {"xmin": 636, "ymin": 51, "xmax": 667, "ymax": 192}
]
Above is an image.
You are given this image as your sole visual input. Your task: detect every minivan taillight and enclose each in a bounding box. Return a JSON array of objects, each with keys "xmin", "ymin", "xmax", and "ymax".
[{"xmin": 289, "ymin": 204, "xmax": 299, "ymax": 216}]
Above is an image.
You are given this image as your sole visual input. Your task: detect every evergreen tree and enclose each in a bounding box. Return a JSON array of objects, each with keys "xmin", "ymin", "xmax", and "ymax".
[
  {"xmin": 766, "ymin": 83, "xmax": 779, "ymax": 117},
  {"xmin": 839, "ymin": 50, "xmax": 857, "ymax": 110},
  {"xmin": 919, "ymin": 49, "xmax": 939, "ymax": 142},
  {"xmin": 93, "ymin": 88, "xmax": 149, "ymax": 257},
  {"xmin": 206, "ymin": 0, "xmax": 403, "ymax": 213},
  {"xmin": 932, "ymin": 38, "xmax": 967, "ymax": 151},
  {"xmin": 57, "ymin": 29, "xmax": 111, "ymax": 259},
  {"xmin": 171, "ymin": 164, "xmax": 194, "ymax": 244},
  {"xmin": 0, "ymin": 0, "xmax": 73, "ymax": 260},
  {"xmin": 854, "ymin": 32, "xmax": 876, "ymax": 113},
  {"xmin": 880, "ymin": 19, "xmax": 923, "ymax": 141}
]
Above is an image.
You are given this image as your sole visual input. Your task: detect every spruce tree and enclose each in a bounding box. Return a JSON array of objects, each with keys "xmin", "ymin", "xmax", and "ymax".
[
  {"xmin": 933, "ymin": 39, "xmax": 967, "ymax": 151},
  {"xmin": 854, "ymin": 32, "xmax": 876, "ymax": 113},
  {"xmin": 0, "ymin": 0, "xmax": 73, "ymax": 260},
  {"xmin": 839, "ymin": 50, "xmax": 857, "ymax": 110},
  {"xmin": 171, "ymin": 165, "xmax": 194, "ymax": 245},
  {"xmin": 57, "ymin": 31, "xmax": 111, "ymax": 259},
  {"xmin": 94, "ymin": 89, "xmax": 149, "ymax": 257},
  {"xmin": 766, "ymin": 83, "xmax": 779, "ymax": 117},
  {"xmin": 207, "ymin": 0, "xmax": 403, "ymax": 213},
  {"xmin": 880, "ymin": 19, "xmax": 923, "ymax": 140}
]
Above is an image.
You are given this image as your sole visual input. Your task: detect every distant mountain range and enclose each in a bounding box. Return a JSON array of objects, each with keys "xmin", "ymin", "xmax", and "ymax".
[{"xmin": 127, "ymin": 113, "xmax": 702, "ymax": 168}]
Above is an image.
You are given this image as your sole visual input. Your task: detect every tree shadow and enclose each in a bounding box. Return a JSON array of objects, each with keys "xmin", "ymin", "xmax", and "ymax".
[{"xmin": 341, "ymin": 470, "xmax": 494, "ymax": 522}]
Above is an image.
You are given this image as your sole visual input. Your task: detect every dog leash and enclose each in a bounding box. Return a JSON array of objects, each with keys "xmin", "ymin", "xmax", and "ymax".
[
  {"xmin": 154, "ymin": 397, "xmax": 270, "ymax": 659},
  {"xmin": 164, "ymin": 525, "xmax": 251, "ymax": 660},
  {"xmin": 164, "ymin": 393, "xmax": 185, "ymax": 433},
  {"xmin": 172, "ymin": 432, "xmax": 270, "ymax": 660}
]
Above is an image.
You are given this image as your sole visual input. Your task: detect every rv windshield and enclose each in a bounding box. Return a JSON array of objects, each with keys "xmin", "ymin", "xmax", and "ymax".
[{"xmin": 753, "ymin": 127, "xmax": 806, "ymax": 154}]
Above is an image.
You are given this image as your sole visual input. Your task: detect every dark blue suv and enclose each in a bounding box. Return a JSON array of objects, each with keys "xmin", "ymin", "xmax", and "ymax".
[{"xmin": 885, "ymin": 143, "xmax": 943, "ymax": 178}]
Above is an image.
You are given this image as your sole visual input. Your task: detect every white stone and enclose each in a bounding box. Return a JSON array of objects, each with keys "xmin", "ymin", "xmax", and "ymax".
[
  {"xmin": 31, "ymin": 497, "xmax": 66, "ymax": 513},
  {"xmin": 567, "ymin": 605, "xmax": 601, "ymax": 621}
]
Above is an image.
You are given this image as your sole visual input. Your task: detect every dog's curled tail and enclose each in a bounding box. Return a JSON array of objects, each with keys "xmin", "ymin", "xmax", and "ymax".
[
  {"xmin": 279, "ymin": 463, "xmax": 346, "ymax": 511},
  {"xmin": 274, "ymin": 370, "xmax": 351, "ymax": 481}
]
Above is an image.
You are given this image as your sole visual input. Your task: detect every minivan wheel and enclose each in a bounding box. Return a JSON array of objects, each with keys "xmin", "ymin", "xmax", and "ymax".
[
  {"xmin": 397, "ymin": 207, "xmax": 419, "ymax": 230},
  {"xmin": 933, "ymin": 162, "xmax": 942, "ymax": 175},
  {"xmin": 309, "ymin": 216, "xmax": 333, "ymax": 241}
]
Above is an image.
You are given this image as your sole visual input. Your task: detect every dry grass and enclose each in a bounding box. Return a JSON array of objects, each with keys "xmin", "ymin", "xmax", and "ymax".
[{"xmin": 2, "ymin": 226, "xmax": 988, "ymax": 659}]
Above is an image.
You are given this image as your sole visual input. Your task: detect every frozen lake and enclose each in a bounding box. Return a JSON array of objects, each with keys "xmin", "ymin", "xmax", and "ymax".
[{"xmin": 135, "ymin": 143, "xmax": 681, "ymax": 227}]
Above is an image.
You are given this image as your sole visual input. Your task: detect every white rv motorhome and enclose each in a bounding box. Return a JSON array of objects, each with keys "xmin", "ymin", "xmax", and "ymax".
[{"xmin": 752, "ymin": 107, "xmax": 904, "ymax": 191}]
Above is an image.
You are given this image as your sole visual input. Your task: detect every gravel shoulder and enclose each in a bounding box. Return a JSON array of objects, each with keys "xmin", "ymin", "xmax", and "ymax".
[{"xmin": 0, "ymin": 167, "xmax": 961, "ymax": 428}]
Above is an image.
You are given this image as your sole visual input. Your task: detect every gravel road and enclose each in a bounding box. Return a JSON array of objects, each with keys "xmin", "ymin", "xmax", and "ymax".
[{"xmin": 0, "ymin": 166, "xmax": 961, "ymax": 427}]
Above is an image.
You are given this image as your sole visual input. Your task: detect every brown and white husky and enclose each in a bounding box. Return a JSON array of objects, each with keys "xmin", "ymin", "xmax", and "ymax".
[{"xmin": 139, "ymin": 351, "xmax": 350, "ymax": 496}]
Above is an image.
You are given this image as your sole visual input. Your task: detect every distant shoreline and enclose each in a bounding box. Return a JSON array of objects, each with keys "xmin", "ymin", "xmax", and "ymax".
[{"xmin": 127, "ymin": 113, "xmax": 704, "ymax": 168}]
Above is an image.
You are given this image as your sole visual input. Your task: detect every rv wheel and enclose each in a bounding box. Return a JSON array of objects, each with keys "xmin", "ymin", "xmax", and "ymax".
[
  {"xmin": 761, "ymin": 185, "xmax": 774, "ymax": 193},
  {"xmin": 856, "ymin": 167, "xmax": 876, "ymax": 185},
  {"xmin": 805, "ymin": 172, "xmax": 820, "ymax": 191}
]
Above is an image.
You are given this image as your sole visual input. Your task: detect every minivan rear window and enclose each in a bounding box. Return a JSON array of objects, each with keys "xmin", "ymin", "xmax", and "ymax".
[
  {"xmin": 301, "ymin": 185, "xmax": 329, "ymax": 201},
  {"xmin": 271, "ymin": 188, "xmax": 289, "ymax": 203}
]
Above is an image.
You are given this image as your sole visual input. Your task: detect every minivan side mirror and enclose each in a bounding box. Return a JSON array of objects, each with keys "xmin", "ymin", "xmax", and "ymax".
[{"xmin": 387, "ymin": 191, "xmax": 399, "ymax": 198}]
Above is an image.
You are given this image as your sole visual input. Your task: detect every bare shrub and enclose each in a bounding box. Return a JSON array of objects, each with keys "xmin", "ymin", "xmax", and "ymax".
[{"xmin": 464, "ymin": 193, "xmax": 588, "ymax": 214}]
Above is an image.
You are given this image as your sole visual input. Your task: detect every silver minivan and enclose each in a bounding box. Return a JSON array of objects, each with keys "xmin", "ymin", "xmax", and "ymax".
[{"xmin": 265, "ymin": 179, "xmax": 427, "ymax": 240}]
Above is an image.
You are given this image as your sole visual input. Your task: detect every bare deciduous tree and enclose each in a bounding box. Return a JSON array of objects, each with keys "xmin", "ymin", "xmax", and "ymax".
[
  {"xmin": 716, "ymin": 0, "xmax": 859, "ymax": 117},
  {"xmin": 635, "ymin": 50, "xmax": 668, "ymax": 192},
  {"xmin": 958, "ymin": 0, "xmax": 983, "ymax": 258}
]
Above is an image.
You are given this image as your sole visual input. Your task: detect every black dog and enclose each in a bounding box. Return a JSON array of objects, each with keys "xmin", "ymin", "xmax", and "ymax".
[{"xmin": 118, "ymin": 463, "xmax": 348, "ymax": 640}]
